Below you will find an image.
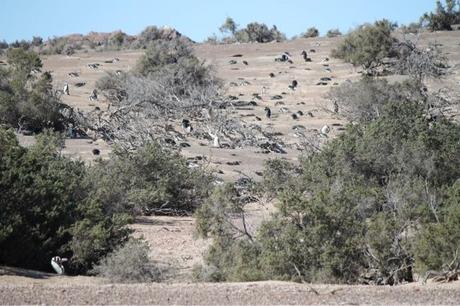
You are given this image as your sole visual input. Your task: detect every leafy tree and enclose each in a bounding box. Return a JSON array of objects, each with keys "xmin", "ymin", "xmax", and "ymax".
[
  {"xmin": 332, "ymin": 20, "xmax": 397, "ymax": 72},
  {"xmin": 421, "ymin": 0, "xmax": 460, "ymax": 31},
  {"xmin": 219, "ymin": 17, "xmax": 238, "ymax": 35},
  {"xmin": 234, "ymin": 22, "xmax": 286, "ymax": 43}
]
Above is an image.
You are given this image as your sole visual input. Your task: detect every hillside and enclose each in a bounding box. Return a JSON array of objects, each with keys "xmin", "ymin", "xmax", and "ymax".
[
  {"xmin": 2, "ymin": 30, "xmax": 460, "ymax": 304},
  {"xmin": 17, "ymin": 30, "xmax": 459, "ymax": 180}
]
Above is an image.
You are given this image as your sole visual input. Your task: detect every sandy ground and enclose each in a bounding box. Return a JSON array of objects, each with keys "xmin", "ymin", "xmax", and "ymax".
[
  {"xmin": 1, "ymin": 274, "xmax": 459, "ymax": 305},
  {"xmin": 2, "ymin": 31, "xmax": 460, "ymax": 304}
]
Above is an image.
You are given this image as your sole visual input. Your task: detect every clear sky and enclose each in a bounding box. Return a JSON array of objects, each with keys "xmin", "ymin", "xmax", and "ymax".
[{"xmin": 1, "ymin": 0, "xmax": 436, "ymax": 43}]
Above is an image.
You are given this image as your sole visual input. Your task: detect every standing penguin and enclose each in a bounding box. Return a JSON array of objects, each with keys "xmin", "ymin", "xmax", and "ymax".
[
  {"xmin": 63, "ymin": 83, "xmax": 70, "ymax": 95},
  {"xmin": 264, "ymin": 107, "xmax": 272, "ymax": 119}
]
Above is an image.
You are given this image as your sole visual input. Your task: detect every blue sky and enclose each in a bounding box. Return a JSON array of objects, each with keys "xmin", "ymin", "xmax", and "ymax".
[{"xmin": 1, "ymin": 0, "xmax": 436, "ymax": 43}]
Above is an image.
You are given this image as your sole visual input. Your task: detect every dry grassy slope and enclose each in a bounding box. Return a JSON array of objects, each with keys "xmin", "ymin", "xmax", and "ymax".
[
  {"xmin": 31, "ymin": 31, "xmax": 460, "ymax": 179},
  {"xmin": 2, "ymin": 31, "xmax": 460, "ymax": 304}
]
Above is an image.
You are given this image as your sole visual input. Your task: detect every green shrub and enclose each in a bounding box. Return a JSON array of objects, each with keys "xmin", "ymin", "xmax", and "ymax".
[
  {"xmin": 196, "ymin": 78, "xmax": 460, "ymax": 284},
  {"xmin": 234, "ymin": 22, "xmax": 286, "ymax": 43},
  {"xmin": 401, "ymin": 22, "xmax": 423, "ymax": 34},
  {"xmin": 332, "ymin": 20, "xmax": 397, "ymax": 71},
  {"xmin": 414, "ymin": 180, "xmax": 460, "ymax": 275},
  {"xmin": 302, "ymin": 27, "xmax": 319, "ymax": 38},
  {"xmin": 195, "ymin": 185, "xmax": 264, "ymax": 281},
  {"xmin": 89, "ymin": 143, "xmax": 214, "ymax": 216},
  {"xmin": 421, "ymin": 0, "xmax": 460, "ymax": 31},
  {"xmin": 0, "ymin": 48, "xmax": 69, "ymax": 132},
  {"xmin": 92, "ymin": 239, "xmax": 160, "ymax": 283},
  {"xmin": 326, "ymin": 29, "xmax": 342, "ymax": 38},
  {"xmin": 327, "ymin": 78, "xmax": 426, "ymax": 123},
  {"xmin": 219, "ymin": 17, "xmax": 238, "ymax": 36},
  {"xmin": 0, "ymin": 129, "xmax": 132, "ymax": 274}
]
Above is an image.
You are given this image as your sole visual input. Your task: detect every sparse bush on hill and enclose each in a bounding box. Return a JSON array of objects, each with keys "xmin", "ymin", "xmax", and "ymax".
[
  {"xmin": 326, "ymin": 28, "xmax": 342, "ymax": 37},
  {"xmin": 108, "ymin": 31, "xmax": 127, "ymax": 47},
  {"xmin": 421, "ymin": 0, "xmax": 460, "ymax": 31},
  {"xmin": 235, "ymin": 22, "xmax": 286, "ymax": 43},
  {"xmin": 92, "ymin": 239, "xmax": 161, "ymax": 283},
  {"xmin": 332, "ymin": 19, "xmax": 446, "ymax": 78},
  {"xmin": 31, "ymin": 36, "xmax": 43, "ymax": 47},
  {"xmin": 215, "ymin": 18, "xmax": 286, "ymax": 43},
  {"xmin": 9, "ymin": 40, "xmax": 31, "ymax": 50},
  {"xmin": 400, "ymin": 22, "xmax": 423, "ymax": 34},
  {"xmin": 302, "ymin": 27, "xmax": 319, "ymax": 38},
  {"xmin": 0, "ymin": 40, "xmax": 8, "ymax": 50},
  {"xmin": 220, "ymin": 17, "xmax": 238, "ymax": 36}
]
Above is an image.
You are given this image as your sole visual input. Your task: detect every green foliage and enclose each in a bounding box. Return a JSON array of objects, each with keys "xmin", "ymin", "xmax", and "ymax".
[
  {"xmin": 422, "ymin": 0, "xmax": 460, "ymax": 31},
  {"xmin": 327, "ymin": 78, "xmax": 426, "ymax": 123},
  {"xmin": 0, "ymin": 48, "xmax": 68, "ymax": 132},
  {"xmin": 108, "ymin": 31, "xmax": 127, "ymax": 47},
  {"xmin": 401, "ymin": 22, "xmax": 423, "ymax": 34},
  {"xmin": 91, "ymin": 238, "xmax": 160, "ymax": 283},
  {"xmin": 31, "ymin": 36, "xmax": 43, "ymax": 47},
  {"xmin": 258, "ymin": 158, "xmax": 299, "ymax": 198},
  {"xmin": 0, "ymin": 129, "xmax": 132, "ymax": 274},
  {"xmin": 257, "ymin": 186, "xmax": 368, "ymax": 283},
  {"xmin": 135, "ymin": 39, "xmax": 214, "ymax": 93},
  {"xmin": 195, "ymin": 185, "xmax": 264, "ymax": 281},
  {"xmin": 197, "ymin": 78, "xmax": 460, "ymax": 284},
  {"xmin": 234, "ymin": 22, "xmax": 286, "ymax": 43},
  {"xmin": 302, "ymin": 27, "xmax": 320, "ymax": 38},
  {"xmin": 326, "ymin": 29, "xmax": 342, "ymax": 38},
  {"xmin": 414, "ymin": 180, "xmax": 460, "ymax": 274},
  {"xmin": 219, "ymin": 17, "xmax": 238, "ymax": 35},
  {"xmin": 332, "ymin": 20, "xmax": 397, "ymax": 71},
  {"xmin": 89, "ymin": 143, "xmax": 214, "ymax": 216},
  {"xmin": 0, "ymin": 129, "xmax": 85, "ymax": 271}
]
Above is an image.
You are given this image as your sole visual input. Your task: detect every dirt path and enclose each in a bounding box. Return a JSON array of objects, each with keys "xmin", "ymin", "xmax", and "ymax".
[{"xmin": 1, "ymin": 279, "xmax": 459, "ymax": 305}]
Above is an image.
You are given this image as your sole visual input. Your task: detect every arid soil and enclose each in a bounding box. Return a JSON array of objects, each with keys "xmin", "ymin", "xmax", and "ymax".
[{"xmin": 2, "ymin": 31, "xmax": 460, "ymax": 305}]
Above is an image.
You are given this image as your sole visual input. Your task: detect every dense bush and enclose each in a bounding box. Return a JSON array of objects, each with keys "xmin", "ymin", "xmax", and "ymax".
[
  {"xmin": 87, "ymin": 143, "xmax": 214, "ymax": 215},
  {"xmin": 421, "ymin": 0, "xmax": 460, "ymax": 31},
  {"xmin": 414, "ymin": 180, "xmax": 460, "ymax": 275},
  {"xmin": 327, "ymin": 78, "xmax": 427, "ymax": 123},
  {"xmin": 331, "ymin": 20, "xmax": 397, "ymax": 72},
  {"xmin": 0, "ymin": 129, "xmax": 132, "ymax": 273},
  {"xmin": 326, "ymin": 29, "xmax": 342, "ymax": 37},
  {"xmin": 234, "ymin": 22, "xmax": 286, "ymax": 43},
  {"xmin": 217, "ymin": 20, "xmax": 287, "ymax": 43},
  {"xmin": 302, "ymin": 27, "xmax": 319, "ymax": 38},
  {"xmin": 196, "ymin": 78, "xmax": 460, "ymax": 284},
  {"xmin": 0, "ymin": 48, "xmax": 69, "ymax": 132},
  {"xmin": 0, "ymin": 127, "xmax": 213, "ymax": 274},
  {"xmin": 0, "ymin": 40, "xmax": 8, "ymax": 49},
  {"xmin": 92, "ymin": 239, "xmax": 160, "ymax": 283}
]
